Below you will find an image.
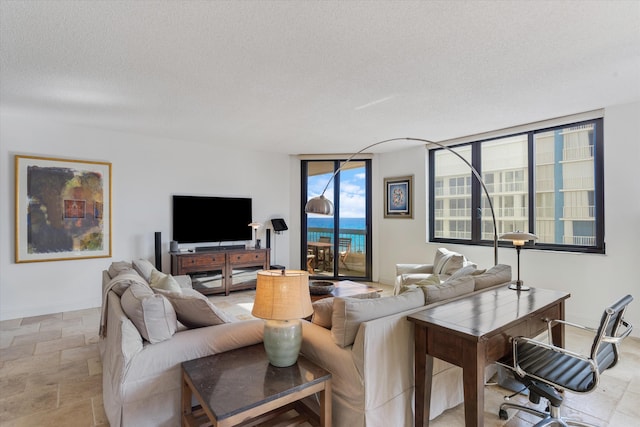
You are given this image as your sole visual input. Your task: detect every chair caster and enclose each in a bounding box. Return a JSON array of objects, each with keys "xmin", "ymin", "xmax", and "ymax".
[{"xmin": 499, "ymin": 409, "xmax": 509, "ymax": 420}]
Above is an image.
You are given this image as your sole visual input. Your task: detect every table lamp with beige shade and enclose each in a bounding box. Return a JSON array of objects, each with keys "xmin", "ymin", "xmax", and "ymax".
[{"xmin": 251, "ymin": 270, "xmax": 313, "ymax": 367}]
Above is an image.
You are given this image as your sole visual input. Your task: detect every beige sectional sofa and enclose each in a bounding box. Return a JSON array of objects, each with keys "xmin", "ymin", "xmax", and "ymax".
[
  {"xmin": 300, "ymin": 260, "xmax": 512, "ymax": 426},
  {"xmin": 99, "ymin": 260, "xmax": 263, "ymax": 427},
  {"xmin": 99, "ymin": 254, "xmax": 510, "ymax": 427}
]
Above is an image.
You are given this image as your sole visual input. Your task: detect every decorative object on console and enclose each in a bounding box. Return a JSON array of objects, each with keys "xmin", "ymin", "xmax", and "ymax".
[
  {"xmin": 304, "ymin": 137, "xmax": 499, "ymax": 265},
  {"xmin": 499, "ymin": 231, "xmax": 538, "ymax": 291},
  {"xmin": 248, "ymin": 222, "xmax": 262, "ymax": 249},
  {"xmin": 14, "ymin": 155, "xmax": 112, "ymax": 263},
  {"xmin": 309, "ymin": 280, "xmax": 335, "ymax": 295},
  {"xmin": 251, "ymin": 270, "xmax": 313, "ymax": 367}
]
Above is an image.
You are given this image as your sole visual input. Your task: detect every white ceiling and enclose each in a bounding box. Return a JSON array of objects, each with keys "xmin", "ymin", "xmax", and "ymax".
[{"xmin": 1, "ymin": 1, "xmax": 639, "ymax": 155}]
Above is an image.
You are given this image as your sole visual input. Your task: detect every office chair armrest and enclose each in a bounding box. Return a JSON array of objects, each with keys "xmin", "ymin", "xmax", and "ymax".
[
  {"xmin": 601, "ymin": 319, "xmax": 634, "ymax": 344},
  {"xmin": 544, "ymin": 318, "xmax": 597, "ymax": 344}
]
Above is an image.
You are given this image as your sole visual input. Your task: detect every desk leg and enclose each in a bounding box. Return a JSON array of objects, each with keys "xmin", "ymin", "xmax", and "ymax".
[
  {"xmin": 462, "ymin": 340, "xmax": 485, "ymax": 427},
  {"xmin": 414, "ymin": 325, "xmax": 433, "ymax": 427},
  {"xmin": 551, "ymin": 300, "xmax": 566, "ymax": 348}
]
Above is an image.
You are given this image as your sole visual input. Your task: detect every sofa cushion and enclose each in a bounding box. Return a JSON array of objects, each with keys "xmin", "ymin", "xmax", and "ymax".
[
  {"xmin": 149, "ymin": 270, "xmax": 183, "ymax": 293},
  {"xmin": 331, "ymin": 289, "xmax": 425, "ymax": 348},
  {"xmin": 132, "ymin": 259, "xmax": 157, "ymax": 282},
  {"xmin": 312, "ymin": 292, "xmax": 381, "ymax": 330},
  {"xmin": 120, "ymin": 281, "xmax": 177, "ymax": 343},
  {"xmin": 155, "ymin": 288, "xmax": 232, "ymax": 328},
  {"xmin": 422, "ymin": 276, "xmax": 475, "ymax": 304},
  {"xmin": 311, "ymin": 297, "xmax": 334, "ymax": 329},
  {"xmin": 474, "ymin": 264, "xmax": 512, "ymax": 290}
]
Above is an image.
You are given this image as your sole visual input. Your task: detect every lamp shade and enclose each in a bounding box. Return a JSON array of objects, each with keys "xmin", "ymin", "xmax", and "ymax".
[
  {"xmin": 500, "ymin": 231, "xmax": 538, "ymax": 246},
  {"xmin": 252, "ymin": 270, "xmax": 313, "ymax": 320},
  {"xmin": 248, "ymin": 222, "xmax": 262, "ymax": 229},
  {"xmin": 304, "ymin": 195, "xmax": 334, "ymax": 216}
]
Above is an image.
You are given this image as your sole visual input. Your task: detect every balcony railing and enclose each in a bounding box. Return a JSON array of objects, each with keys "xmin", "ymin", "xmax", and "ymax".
[
  {"xmin": 564, "ymin": 235, "xmax": 596, "ymax": 245},
  {"xmin": 307, "ymin": 228, "xmax": 367, "ymax": 253},
  {"xmin": 563, "ymin": 145, "xmax": 594, "ymax": 162},
  {"xmin": 563, "ymin": 205, "xmax": 595, "ymax": 219}
]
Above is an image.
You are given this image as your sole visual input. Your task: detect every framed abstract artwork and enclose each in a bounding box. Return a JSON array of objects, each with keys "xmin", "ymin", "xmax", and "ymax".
[
  {"xmin": 15, "ymin": 155, "xmax": 112, "ymax": 263},
  {"xmin": 384, "ymin": 175, "xmax": 413, "ymax": 218}
]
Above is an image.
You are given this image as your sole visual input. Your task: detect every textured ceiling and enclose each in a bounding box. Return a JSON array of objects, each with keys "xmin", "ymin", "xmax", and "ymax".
[{"xmin": 1, "ymin": 1, "xmax": 639, "ymax": 155}]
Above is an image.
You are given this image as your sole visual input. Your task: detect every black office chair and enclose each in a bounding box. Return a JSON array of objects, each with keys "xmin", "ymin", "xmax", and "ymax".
[{"xmin": 496, "ymin": 294, "xmax": 633, "ymax": 427}]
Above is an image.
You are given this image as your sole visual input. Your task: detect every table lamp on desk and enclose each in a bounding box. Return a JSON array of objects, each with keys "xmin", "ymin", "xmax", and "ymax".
[{"xmin": 500, "ymin": 231, "xmax": 538, "ymax": 291}]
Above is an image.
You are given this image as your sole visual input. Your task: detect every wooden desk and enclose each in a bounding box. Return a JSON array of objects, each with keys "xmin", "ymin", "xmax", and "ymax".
[{"xmin": 407, "ymin": 286, "xmax": 570, "ymax": 427}]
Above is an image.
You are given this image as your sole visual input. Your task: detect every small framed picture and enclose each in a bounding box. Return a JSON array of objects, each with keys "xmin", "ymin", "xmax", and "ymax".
[
  {"xmin": 384, "ymin": 175, "xmax": 413, "ymax": 218},
  {"xmin": 15, "ymin": 155, "xmax": 112, "ymax": 263}
]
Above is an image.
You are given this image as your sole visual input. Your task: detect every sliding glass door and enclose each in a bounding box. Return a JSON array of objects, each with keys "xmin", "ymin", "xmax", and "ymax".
[{"xmin": 301, "ymin": 159, "xmax": 372, "ymax": 280}]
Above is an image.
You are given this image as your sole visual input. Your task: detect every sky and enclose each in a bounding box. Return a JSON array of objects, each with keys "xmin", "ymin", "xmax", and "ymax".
[{"xmin": 307, "ymin": 166, "xmax": 366, "ymax": 218}]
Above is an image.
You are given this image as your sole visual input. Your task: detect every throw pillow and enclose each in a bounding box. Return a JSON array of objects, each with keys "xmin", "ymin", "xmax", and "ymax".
[
  {"xmin": 432, "ymin": 248, "xmax": 466, "ymax": 275},
  {"xmin": 155, "ymin": 288, "xmax": 232, "ymax": 328},
  {"xmin": 108, "ymin": 269, "xmax": 146, "ymax": 296},
  {"xmin": 473, "ymin": 264, "xmax": 512, "ymax": 291},
  {"xmin": 331, "ymin": 289, "xmax": 425, "ymax": 348},
  {"xmin": 440, "ymin": 253, "xmax": 465, "ymax": 275},
  {"xmin": 149, "ymin": 270, "xmax": 183, "ymax": 293},
  {"xmin": 132, "ymin": 259, "xmax": 157, "ymax": 283},
  {"xmin": 422, "ymin": 276, "xmax": 475, "ymax": 304},
  {"xmin": 433, "ymin": 248, "xmax": 454, "ymax": 274},
  {"xmin": 108, "ymin": 261, "xmax": 133, "ymax": 279},
  {"xmin": 311, "ymin": 298, "xmax": 334, "ymax": 329},
  {"xmin": 447, "ymin": 264, "xmax": 477, "ymax": 281},
  {"xmin": 120, "ymin": 281, "xmax": 177, "ymax": 343}
]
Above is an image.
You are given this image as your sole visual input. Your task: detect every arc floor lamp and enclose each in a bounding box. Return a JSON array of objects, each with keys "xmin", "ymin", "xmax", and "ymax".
[{"xmin": 304, "ymin": 137, "xmax": 499, "ymax": 266}]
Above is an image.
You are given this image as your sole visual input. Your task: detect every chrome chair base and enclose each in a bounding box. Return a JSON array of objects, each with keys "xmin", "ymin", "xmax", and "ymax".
[{"xmin": 499, "ymin": 401, "xmax": 597, "ymax": 427}]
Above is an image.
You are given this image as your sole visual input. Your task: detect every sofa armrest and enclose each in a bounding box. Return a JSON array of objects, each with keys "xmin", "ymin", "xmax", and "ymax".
[
  {"xmin": 301, "ymin": 321, "xmax": 364, "ymax": 408},
  {"xmin": 395, "ymin": 263, "xmax": 434, "ymax": 276},
  {"xmin": 351, "ymin": 307, "xmax": 422, "ymax": 411}
]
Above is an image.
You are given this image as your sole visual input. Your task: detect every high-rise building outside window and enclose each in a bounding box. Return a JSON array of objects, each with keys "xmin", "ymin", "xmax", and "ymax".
[{"xmin": 429, "ymin": 117, "xmax": 604, "ymax": 254}]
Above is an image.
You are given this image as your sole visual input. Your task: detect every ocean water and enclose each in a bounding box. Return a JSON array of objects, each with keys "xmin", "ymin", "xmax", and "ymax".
[{"xmin": 308, "ymin": 217, "xmax": 365, "ymax": 230}]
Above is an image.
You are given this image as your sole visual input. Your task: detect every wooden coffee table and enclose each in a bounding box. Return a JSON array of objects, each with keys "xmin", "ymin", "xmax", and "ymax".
[
  {"xmin": 181, "ymin": 344, "xmax": 332, "ymax": 426},
  {"xmin": 310, "ymin": 280, "xmax": 382, "ymax": 302}
]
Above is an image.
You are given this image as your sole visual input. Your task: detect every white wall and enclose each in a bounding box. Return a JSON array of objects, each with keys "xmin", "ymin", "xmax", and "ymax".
[
  {"xmin": 0, "ymin": 112, "xmax": 292, "ymax": 320},
  {"xmin": 377, "ymin": 101, "xmax": 640, "ymax": 337},
  {"xmin": 3, "ymin": 101, "xmax": 638, "ymax": 336}
]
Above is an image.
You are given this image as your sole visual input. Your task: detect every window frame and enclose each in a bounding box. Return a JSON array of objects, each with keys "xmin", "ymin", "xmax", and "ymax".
[{"xmin": 429, "ymin": 117, "xmax": 604, "ymax": 254}]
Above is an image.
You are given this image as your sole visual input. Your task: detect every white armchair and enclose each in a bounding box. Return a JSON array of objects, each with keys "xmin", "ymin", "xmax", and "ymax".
[{"xmin": 394, "ymin": 248, "xmax": 473, "ymax": 294}]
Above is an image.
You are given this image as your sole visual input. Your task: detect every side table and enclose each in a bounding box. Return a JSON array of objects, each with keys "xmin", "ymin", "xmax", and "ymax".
[{"xmin": 181, "ymin": 344, "xmax": 332, "ymax": 426}]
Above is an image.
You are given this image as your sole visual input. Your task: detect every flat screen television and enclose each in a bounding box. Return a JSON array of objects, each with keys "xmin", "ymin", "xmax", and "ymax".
[{"xmin": 172, "ymin": 195, "xmax": 253, "ymax": 244}]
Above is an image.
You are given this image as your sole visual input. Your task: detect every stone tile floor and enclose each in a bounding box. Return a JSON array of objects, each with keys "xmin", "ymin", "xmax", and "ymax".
[{"xmin": 1, "ymin": 286, "xmax": 638, "ymax": 426}]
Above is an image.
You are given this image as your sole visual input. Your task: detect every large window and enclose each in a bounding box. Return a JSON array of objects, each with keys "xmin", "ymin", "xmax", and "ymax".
[{"xmin": 429, "ymin": 118, "xmax": 604, "ymax": 253}]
